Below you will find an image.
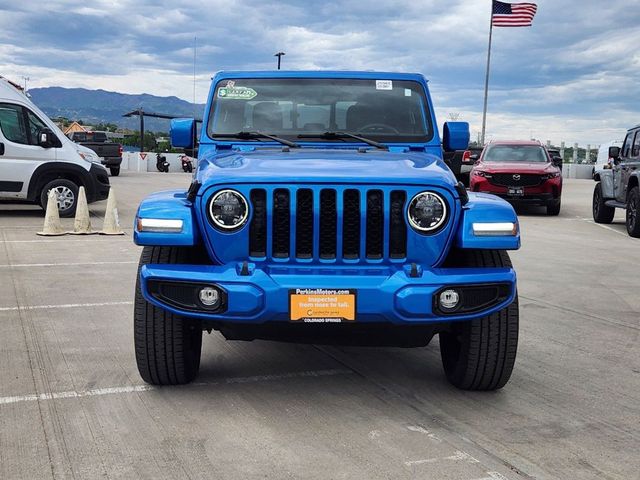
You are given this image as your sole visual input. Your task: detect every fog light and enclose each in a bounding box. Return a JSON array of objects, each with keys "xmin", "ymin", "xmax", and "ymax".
[
  {"xmin": 198, "ymin": 287, "xmax": 220, "ymax": 307},
  {"xmin": 439, "ymin": 289, "xmax": 460, "ymax": 310}
]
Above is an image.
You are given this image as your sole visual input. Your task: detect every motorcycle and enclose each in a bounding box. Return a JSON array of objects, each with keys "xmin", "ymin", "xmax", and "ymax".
[
  {"xmin": 155, "ymin": 153, "xmax": 170, "ymax": 173},
  {"xmin": 180, "ymin": 154, "xmax": 194, "ymax": 173}
]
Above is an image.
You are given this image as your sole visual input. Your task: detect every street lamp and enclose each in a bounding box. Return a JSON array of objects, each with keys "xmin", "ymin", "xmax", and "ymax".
[{"xmin": 274, "ymin": 52, "xmax": 285, "ymax": 70}]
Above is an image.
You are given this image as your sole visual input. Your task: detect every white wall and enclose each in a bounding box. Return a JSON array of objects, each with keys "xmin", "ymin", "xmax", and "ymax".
[
  {"xmin": 563, "ymin": 164, "xmax": 593, "ymax": 179},
  {"xmin": 121, "ymin": 152, "xmax": 197, "ymax": 173}
]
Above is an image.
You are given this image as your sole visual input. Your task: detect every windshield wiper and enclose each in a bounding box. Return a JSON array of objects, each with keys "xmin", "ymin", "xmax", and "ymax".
[
  {"xmin": 298, "ymin": 131, "xmax": 388, "ymax": 150},
  {"xmin": 212, "ymin": 131, "xmax": 300, "ymax": 148}
]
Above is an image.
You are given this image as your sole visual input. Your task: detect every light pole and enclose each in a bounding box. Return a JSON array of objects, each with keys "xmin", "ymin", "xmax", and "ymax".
[
  {"xmin": 274, "ymin": 52, "xmax": 285, "ymax": 70},
  {"xmin": 21, "ymin": 76, "xmax": 30, "ymax": 92}
]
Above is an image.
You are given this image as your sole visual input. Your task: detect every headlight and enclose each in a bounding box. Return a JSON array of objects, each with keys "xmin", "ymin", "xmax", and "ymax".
[
  {"xmin": 473, "ymin": 170, "xmax": 491, "ymax": 177},
  {"xmin": 77, "ymin": 150, "xmax": 100, "ymax": 164},
  {"xmin": 541, "ymin": 172, "xmax": 561, "ymax": 180},
  {"xmin": 407, "ymin": 191, "xmax": 448, "ymax": 233},
  {"xmin": 208, "ymin": 189, "xmax": 248, "ymax": 231}
]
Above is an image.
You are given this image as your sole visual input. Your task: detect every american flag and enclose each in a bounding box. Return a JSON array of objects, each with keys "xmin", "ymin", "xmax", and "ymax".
[{"xmin": 492, "ymin": 1, "xmax": 537, "ymax": 27}]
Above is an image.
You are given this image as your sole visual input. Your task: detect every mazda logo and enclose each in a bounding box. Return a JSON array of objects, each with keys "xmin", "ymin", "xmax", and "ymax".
[{"xmin": 512, "ymin": 174, "xmax": 521, "ymax": 181}]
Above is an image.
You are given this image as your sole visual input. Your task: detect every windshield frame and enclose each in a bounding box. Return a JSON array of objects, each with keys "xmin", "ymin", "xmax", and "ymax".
[{"xmin": 206, "ymin": 76, "xmax": 434, "ymax": 145}]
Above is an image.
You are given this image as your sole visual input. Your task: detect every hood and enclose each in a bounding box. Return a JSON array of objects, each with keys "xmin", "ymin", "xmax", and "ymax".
[
  {"xmin": 477, "ymin": 161, "xmax": 558, "ymax": 174},
  {"xmin": 197, "ymin": 147, "xmax": 457, "ymax": 188}
]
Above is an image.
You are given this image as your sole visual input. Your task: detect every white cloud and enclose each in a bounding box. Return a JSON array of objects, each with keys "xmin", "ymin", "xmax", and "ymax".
[{"xmin": 0, "ymin": 0, "xmax": 638, "ymax": 145}]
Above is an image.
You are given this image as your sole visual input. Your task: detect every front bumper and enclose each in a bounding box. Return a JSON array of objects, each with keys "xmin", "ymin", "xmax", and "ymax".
[
  {"xmin": 87, "ymin": 164, "xmax": 111, "ymax": 202},
  {"xmin": 140, "ymin": 263, "xmax": 517, "ymax": 324},
  {"xmin": 471, "ymin": 177, "xmax": 561, "ymax": 206}
]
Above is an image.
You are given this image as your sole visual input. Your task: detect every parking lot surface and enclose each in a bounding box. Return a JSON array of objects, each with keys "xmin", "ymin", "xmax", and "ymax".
[{"xmin": 1, "ymin": 172, "xmax": 638, "ymax": 480}]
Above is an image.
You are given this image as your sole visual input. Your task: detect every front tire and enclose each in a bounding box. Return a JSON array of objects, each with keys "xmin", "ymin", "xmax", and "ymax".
[
  {"xmin": 593, "ymin": 182, "xmax": 615, "ymax": 224},
  {"xmin": 134, "ymin": 246, "xmax": 203, "ymax": 385},
  {"xmin": 626, "ymin": 186, "xmax": 640, "ymax": 237},
  {"xmin": 439, "ymin": 250, "xmax": 518, "ymax": 391},
  {"xmin": 546, "ymin": 199, "xmax": 561, "ymax": 216},
  {"xmin": 39, "ymin": 179, "xmax": 79, "ymax": 218}
]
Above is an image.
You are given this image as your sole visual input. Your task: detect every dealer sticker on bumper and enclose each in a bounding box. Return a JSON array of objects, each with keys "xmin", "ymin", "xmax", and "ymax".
[{"xmin": 289, "ymin": 288, "xmax": 356, "ymax": 323}]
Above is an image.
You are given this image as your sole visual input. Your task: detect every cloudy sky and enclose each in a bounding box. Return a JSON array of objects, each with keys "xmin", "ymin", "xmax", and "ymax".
[{"xmin": 0, "ymin": 0, "xmax": 638, "ymax": 145}]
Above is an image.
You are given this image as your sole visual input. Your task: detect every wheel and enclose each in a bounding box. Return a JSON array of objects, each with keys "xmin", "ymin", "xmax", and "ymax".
[
  {"xmin": 39, "ymin": 179, "xmax": 79, "ymax": 218},
  {"xmin": 626, "ymin": 186, "xmax": 640, "ymax": 238},
  {"xmin": 439, "ymin": 250, "xmax": 518, "ymax": 391},
  {"xmin": 592, "ymin": 182, "xmax": 615, "ymax": 224},
  {"xmin": 134, "ymin": 246, "xmax": 203, "ymax": 385},
  {"xmin": 110, "ymin": 167, "xmax": 120, "ymax": 176},
  {"xmin": 546, "ymin": 199, "xmax": 561, "ymax": 216}
]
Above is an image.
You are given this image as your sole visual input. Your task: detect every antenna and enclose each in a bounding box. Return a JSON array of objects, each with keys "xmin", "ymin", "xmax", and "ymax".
[{"xmin": 193, "ymin": 36, "xmax": 197, "ymax": 118}]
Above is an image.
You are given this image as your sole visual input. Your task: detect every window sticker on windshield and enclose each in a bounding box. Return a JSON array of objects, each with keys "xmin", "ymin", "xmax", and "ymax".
[
  {"xmin": 404, "ymin": 88, "xmax": 412, "ymax": 97},
  {"xmin": 217, "ymin": 86, "xmax": 257, "ymax": 100},
  {"xmin": 375, "ymin": 80, "xmax": 393, "ymax": 90}
]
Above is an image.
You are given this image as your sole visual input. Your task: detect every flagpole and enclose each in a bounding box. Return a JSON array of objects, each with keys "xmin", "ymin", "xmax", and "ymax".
[{"xmin": 480, "ymin": 2, "xmax": 494, "ymax": 146}]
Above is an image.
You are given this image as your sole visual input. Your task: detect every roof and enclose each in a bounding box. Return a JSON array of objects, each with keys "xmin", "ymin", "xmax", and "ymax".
[
  {"xmin": 0, "ymin": 77, "xmax": 28, "ymax": 102},
  {"xmin": 487, "ymin": 140, "xmax": 543, "ymax": 146},
  {"xmin": 213, "ymin": 70, "xmax": 428, "ymax": 82}
]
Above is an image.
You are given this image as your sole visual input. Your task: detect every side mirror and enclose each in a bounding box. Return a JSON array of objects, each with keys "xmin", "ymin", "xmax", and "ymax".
[
  {"xmin": 442, "ymin": 122, "xmax": 470, "ymax": 152},
  {"xmin": 38, "ymin": 129, "xmax": 60, "ymax": 148},
  {"xmin": 552, "ymin": 155, "xmax": 563, "ymax": 167},
  {"xmin": 609, "ymin": 146, "xmax": 620, "ymax": 159},
  {"xmin": 171, "ymin": 118, "xmax": 196, "ymax": 149}
]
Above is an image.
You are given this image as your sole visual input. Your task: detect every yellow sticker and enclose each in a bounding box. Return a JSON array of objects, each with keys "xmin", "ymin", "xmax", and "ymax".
[{"xmin": 289, "ymin": 288, "xmax": 356, "ymax": 323}]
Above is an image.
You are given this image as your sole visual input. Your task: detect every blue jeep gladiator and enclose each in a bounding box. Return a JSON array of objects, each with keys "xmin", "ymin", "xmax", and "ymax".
[{"xmin": 133, "ymin": 71, "xmax": 521, "ymax": 390}]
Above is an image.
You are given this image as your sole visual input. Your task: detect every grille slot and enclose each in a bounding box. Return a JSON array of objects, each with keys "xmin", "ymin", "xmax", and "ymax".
[
  {"xmin": 249, "ymin": 189, "xmax": 266, "ymax": 257},
  {"xmin": 319, "ymin": 189, "xmax": 337, "ymax": 259},
  {"xmin": 272, "ymin": 189, "xmax": 290, "ymax": 258},
  {"xmin": 389, "ymin": 191, "xmax": 407, "ymax": 259},
  {"xmin": 366, "ymin": 190, "xmax": 384, "ymax": 259},
  {"xmin": 489, "ymin": 173, "xmax": 542, "ymax": 187},
  {"xmin": 295, "ymin": 189, "xmax": 314, "ymax": 258},
  {"xmin": 342, "ymin": 189, "xmax": 360, "ymax": 259}
]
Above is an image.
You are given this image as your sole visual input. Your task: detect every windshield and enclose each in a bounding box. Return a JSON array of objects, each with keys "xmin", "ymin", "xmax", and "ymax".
[
  {"xmin": 207, "ymin": 78, "xmax": 432, "ymax": 143},
  {"xmin": 483, "ymin": 145, "xmax": 549, "ymax": 163}
]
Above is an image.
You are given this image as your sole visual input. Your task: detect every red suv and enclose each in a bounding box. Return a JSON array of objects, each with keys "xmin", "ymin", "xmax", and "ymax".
[{"xmin": 470, "ymin": 140, "xmax": 563, "ymax": 215}]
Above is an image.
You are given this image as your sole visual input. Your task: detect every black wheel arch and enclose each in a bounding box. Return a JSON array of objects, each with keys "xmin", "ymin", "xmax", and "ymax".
[{"xmin": 27, "ymin": 162, "xmax": 92, "ymax": 202}]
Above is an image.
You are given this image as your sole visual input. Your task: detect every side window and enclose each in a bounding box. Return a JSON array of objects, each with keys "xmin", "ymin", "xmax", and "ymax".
[
  {"xmin": 622, "ymin": 132, "xmax": 633, "ymax": 158},
  {"xmin": 632, "ymin": 131, "xmax": 640, "ymax": 158},
  {"xmin": 0, "ymin": 103, "xmax": 29, "ymax": 145},
  {"xmin": 26, "ymin": 110, "xmax": 49, "ymax": 146}
]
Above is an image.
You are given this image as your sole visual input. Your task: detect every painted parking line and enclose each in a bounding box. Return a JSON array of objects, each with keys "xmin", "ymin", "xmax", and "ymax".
[
  {"xmin": 575, "ymin": 216, "xmax": 629, "ymax": 237},
  {"xmin": 0, "ymin": 369, "xmax": 353, "ymax": 406},
  {"xmin": 0, "ymin": 261, "xmax": 137, "ymax": 268},
  {"xmin": 0, "ymin": 301, "xmax": 133, "ymax": 312},
  {"xmin": 3, "ymin": 236, "xmax": 130, "ymax": 243},
  {"xmin": 405, "ymin": 450, "xmax": 480, "ymax": 467}
]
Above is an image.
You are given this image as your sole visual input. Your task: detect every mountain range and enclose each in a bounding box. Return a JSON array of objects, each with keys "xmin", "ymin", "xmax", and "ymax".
[{"xmin": 28, "ymin": 87, "xmax": 205, "ymax": 131}]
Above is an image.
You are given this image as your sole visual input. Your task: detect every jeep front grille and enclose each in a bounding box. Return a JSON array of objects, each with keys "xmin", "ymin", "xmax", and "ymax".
[{"xmin": 248, "ymin": 187, "xmax": 407, "ymax": 261}]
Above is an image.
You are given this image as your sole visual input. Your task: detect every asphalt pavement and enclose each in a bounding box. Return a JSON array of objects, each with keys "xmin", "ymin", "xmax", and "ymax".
[{"xmin": 0, "ymin": 172, "xmax": 638, "ymax": 480}]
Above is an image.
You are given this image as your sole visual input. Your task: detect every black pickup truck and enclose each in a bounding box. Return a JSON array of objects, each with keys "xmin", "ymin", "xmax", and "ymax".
[{"xmin": 69, "ymin": 131, "xmax": 123, "ymax": 176}]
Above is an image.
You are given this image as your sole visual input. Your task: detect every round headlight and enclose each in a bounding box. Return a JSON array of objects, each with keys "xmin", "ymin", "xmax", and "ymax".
[
  {"xmin": 209, "ymin": 189, "xmax": 248, "ymax": 230},
  {"xmin": 407, "ymin": 191, "xmax": 447, "ymax": 233}
]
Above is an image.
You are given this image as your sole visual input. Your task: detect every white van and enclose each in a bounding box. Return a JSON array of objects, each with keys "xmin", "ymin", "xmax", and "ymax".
[
  {"xmin": 593, "ymin": 140, "xmax": 623, "ymax": 179},
  {"xmin": 0, "ymin": 77, "xmax": 110, "ymax": 217}
]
